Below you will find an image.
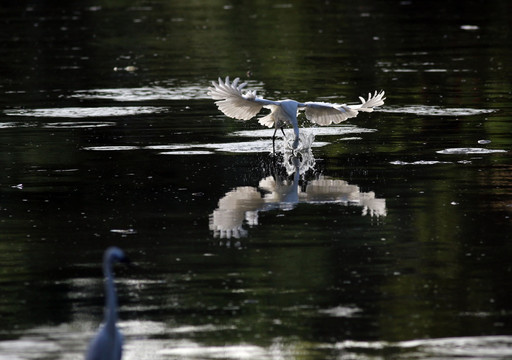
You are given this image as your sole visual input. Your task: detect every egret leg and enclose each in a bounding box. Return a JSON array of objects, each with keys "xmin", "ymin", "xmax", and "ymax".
[
  {"xmin": 272, "ymin": 127, "xmax": 279, "ymax": 154},
  {"xmin": 272, "ymin": 126, "xmax": 283, "ymax": 154},
  {"xmin": 271, "ymin": 127, "xmax": 286, "ymax": 154},
  {"xmin": 272, "ymin": 127, "xmax": 278, "ymax": 141}
]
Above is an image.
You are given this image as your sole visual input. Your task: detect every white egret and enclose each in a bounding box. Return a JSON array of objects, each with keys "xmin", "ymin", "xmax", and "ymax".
[
  {"xmin": 208, "ymin": 77, "xmax": 385, "ymax": 149},
  {"xmin": 85, "ymin": 247, "xmax": 129, "ymax": 360}
]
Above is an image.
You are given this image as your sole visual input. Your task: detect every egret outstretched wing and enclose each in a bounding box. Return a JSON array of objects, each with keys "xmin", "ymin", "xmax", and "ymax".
[
  {"xmin": 208, "ymin": 76, "xmax": 386, "ymax": 151},
  {"xmin": 351, "ymin": 90, "xmax": 386, "ymax": 111},
  {"xmin": 302, "ymin": 102, "xmax": 358, "ymax": 125},
  {"xmin": 303, "ymin": 90, "xmax": 385, "ymax": 126},
  {"xmin": 208, "ymin": 77, "xmax": 277, "ymax": 120}
]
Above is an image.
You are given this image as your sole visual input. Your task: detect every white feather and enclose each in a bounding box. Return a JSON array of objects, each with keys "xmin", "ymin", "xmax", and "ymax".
[{"xmin": 207, "ymin": 77, "xmax": 276, "ymax": 121}]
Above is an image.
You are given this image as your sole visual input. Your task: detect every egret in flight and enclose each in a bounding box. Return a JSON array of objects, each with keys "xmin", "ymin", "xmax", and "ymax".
[
  {"xmin": 85, "ymin": 247, "xmax": 129, "ymax": 360},
  {"xmin": 208, "ymin": 77, "xmax": 385, "ymax": 149}
]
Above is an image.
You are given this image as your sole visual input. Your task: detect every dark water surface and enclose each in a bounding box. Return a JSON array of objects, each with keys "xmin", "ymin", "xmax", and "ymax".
[{"xmin": 1, "ymin": 1, "xmax": 512, "ymax": 359}]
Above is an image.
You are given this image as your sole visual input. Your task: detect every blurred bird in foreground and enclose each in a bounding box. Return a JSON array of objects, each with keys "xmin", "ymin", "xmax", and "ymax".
[
  {"xmin": 85, "ymin": 247, "xmax": 129, "ymax": 360},
  {"xmin": 208, "ymin": 76, "xmax": 385, "ymax": 149}
]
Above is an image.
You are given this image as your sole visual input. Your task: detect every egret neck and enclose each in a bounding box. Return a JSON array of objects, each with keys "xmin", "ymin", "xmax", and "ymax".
[
  {"xmin": 103, "ymin": 254, "xmax": 119, "ymax": 334},
  {"xmin": 280, "ymin": 100, "xmax": 301, "ymax": 148}
]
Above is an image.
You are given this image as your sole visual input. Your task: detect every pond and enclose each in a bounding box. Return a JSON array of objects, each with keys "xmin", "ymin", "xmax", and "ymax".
[{"xmin": 1, "ymin": 1, "xmax": 511, "ymax": 359}]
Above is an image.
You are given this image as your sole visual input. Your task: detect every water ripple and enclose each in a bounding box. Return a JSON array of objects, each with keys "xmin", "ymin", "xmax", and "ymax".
[
  {"xmin": 5, "ymin": 106, "xmax": 165, "ymax": 118},
  {"xmin": 390, "ymin": 160, "xmax": 452, "ymax": 165},
  {"xmin": 3, "ymin": 321, "xmax": 511, "ymax": 360},
  {"xmin": 82, "ymin": 139, "xmax": 328, "ymax": 154},
  {"xmin": 82, "ymin": 145, "xmax": 141, "ymax": 151},
  {"xmin": 158, "ymin": 150, "xmax": 215, "ymax": 155},
  {"xmin": 378, "ymin": 105, "xmax": 495, "ymax": 116},
  {"xmin": 332, "ymin": 336, "xmax": 512, "ymax": 359},
  {"xmin": 71, "ymin": 85, "xmax": 210, "ymax": 101},
  {"xmin": 43, "ymin": 121, "xmax": 117, "ymax": 128},
  {"xmin": 437, "ymin": 147, "xmax": 507, "ymax": 155},
  {"xmin": 318, "ymin": 306, "xmax": 361, "ymax": 317},
  {"xmin": 0, "ymin": 122, "xmax": 33, "ymax": 129},
  {"xmin": 158, "ymin": 342, "xmax": 268, "ymax": 359},
  {"xmin": 232, "ymin": 126, "xmax": 376, "ymax": 138},
  {"xmin": 202, "ymin": 140, "xmax": 282, "ymax": 153}
]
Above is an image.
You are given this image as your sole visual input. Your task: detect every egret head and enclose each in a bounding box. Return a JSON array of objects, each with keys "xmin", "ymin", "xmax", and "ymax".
[{"xmin": 104, "ymin": 247, "xmax": 130, "ymax": 265}]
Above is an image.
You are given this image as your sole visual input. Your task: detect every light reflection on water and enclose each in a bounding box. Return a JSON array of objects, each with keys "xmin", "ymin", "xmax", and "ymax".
[
  {"xmin": 71, "ymin": 86, "xmax": 210, "ymax": 102},
  {"xmin": 436, "ymin": 148, "xmax": 507, "ymax": 155},
  {"xmin": 3, "ymin": 322, "xmax": 512, "ymax": 360},
  {"xmin": 43, "ymin": 122, "xmax": 117, "ymax": 129},
  {"xmin": 329, "ymin": 336, "xmax": 512, "ymax": 359},
  {"xmin": 80, "ymin": 127, "xmax": 373, "ymax": 154},
  {"xmin": 377, "ymin": 105, "xmax": 495, "ymax": 116},
  {"xmin": 231, "ymin": 126, "xmax": 377, "ymax": 138},
  {"xmin": 4, "ymin": 106, "xmax": 166, "ymax": 118}
]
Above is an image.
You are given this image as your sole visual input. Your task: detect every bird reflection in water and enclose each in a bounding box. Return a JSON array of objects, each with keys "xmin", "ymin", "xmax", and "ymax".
[{"xmin": 209, "ymin": 133, "xmax": 386, "ymax": 239}]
